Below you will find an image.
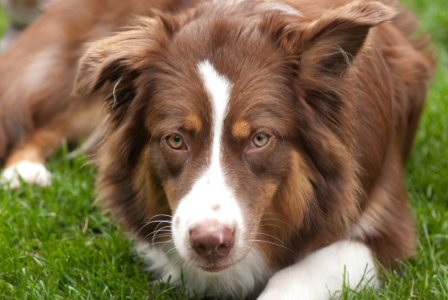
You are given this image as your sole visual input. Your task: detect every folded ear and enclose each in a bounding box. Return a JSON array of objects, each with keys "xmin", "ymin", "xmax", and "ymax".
[
  {"xmin": 299, "ymin": 1, "xmax": 395, "ymax": 81},
  {"xmin": 270, "ymin": 1, "xmax": 396, "ymax": 85},
  {"xmin": 73, "ymin": 16, "xmax": 172, "ymax": 105},
  {"xmin": 265, "ymin": 2, "xmax": 396, "ymax": 230}
]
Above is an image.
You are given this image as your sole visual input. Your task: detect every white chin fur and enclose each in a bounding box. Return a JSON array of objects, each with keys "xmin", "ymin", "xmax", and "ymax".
[
  {"xmin": 1, "ymin": 161, "xmax": 52, "ymax": 189},
  {"xmin": 136, "ymin": 241, "xmax": 272, "ymax": 299}
]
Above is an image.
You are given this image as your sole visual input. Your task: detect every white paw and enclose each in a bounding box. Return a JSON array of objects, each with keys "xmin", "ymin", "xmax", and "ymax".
[
  {"xmin": 1, "ymin": 161, "xmax": 52, "ymax": 189},
  {"xmin": 257, "ymin": 241, "xmax": 379, "ymax": 300}
]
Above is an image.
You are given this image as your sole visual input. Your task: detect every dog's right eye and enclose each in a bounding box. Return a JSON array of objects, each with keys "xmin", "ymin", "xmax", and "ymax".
[{"xmin": 167, "ymin": 135, "xmax": 184, "ymax": 150}]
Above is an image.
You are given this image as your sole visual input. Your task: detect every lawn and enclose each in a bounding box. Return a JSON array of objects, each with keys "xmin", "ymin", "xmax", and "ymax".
[{"xmin": 0, "ymin": 0, "xmax": 447, "ymax": 299}]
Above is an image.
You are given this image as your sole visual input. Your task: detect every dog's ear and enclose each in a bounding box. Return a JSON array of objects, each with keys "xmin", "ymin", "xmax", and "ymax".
[
  {"xmin": 269, "ymin": 1, "xmax": 395, "ymax": 86},
  {"xmin": 266, "ymin": 2, "xmax": 396, "ymax": 231},
  {"xmin": 300, "ymin": 1, "xmax": 395, "ymax": 85},
  {"xmin": 73, "ymin": 15, "xmax": 178, "ymax": 166},
  {"xmin": 73, "ymin": 16, "xmax": 175, "ymax": 104}
]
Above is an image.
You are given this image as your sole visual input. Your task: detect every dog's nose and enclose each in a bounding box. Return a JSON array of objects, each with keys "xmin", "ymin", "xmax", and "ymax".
[{"xmin": 190, "ymin": 222, "xmax": 235, "ymax": 257}]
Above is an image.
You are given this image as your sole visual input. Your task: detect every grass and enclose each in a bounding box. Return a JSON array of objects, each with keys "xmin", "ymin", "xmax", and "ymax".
[{"xmin": 0, "ymin": 0, "xmax": 447, "ymax": 299}]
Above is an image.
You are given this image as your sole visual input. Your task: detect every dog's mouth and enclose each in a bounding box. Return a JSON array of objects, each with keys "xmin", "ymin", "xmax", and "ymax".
[
  {"xmin": 190, "ymin": 255, "xmax": 235, "ymax": 273},
  {"xmin": 200, "ymin": 264, "xmax": 230, "ymax": 273},
  {"xmin": 191, "ymin": 250, "xmax": 249, "ymax": 273}
]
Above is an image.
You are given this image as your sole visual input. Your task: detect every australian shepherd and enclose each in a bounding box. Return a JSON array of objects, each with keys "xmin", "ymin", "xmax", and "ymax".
[{"xmin": 0, "ymin": 0, "xmax": 434, "ymax": 298}]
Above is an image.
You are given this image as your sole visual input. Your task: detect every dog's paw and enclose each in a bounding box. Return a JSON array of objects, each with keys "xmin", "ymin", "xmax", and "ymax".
[{"xmin": 1, "ymin": 161, "xmax": 52, "ymax": 189}]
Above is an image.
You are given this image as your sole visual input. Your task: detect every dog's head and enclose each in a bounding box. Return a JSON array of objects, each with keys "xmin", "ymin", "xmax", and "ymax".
[{"xmin": 74, "ymin": 0, "xmax": 394, "ymax": 297}]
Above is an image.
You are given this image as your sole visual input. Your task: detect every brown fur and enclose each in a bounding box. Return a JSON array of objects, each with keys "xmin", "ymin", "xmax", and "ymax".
[{"xmin": 0, "ymin": 0, "xmax": 434, "ymax": 294}]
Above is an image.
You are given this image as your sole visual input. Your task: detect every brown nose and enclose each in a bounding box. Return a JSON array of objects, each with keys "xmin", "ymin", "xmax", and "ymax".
[{"xmin": 190, "ymin": 222, "xmax": 235, "ymax": 257}]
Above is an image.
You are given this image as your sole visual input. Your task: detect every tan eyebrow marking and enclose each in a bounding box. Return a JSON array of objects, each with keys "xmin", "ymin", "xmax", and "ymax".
[
  {"xmin": 232, "ymin": 120, "xmax": 251, "ymax": 140},
  {"xmin": 184, "ymin": 114, "xmax": 202, "ymax": 132}
]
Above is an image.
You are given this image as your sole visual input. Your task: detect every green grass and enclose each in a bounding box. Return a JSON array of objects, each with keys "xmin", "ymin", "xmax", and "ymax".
[{"xmin": 0, "ymin": 0, "xmax": 447, "ymax": 299}]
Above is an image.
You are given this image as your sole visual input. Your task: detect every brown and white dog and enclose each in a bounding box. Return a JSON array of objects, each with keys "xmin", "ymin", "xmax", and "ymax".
[{"xmin": 0, "ymin": 0, "xmax": 434, "ymax": 298}]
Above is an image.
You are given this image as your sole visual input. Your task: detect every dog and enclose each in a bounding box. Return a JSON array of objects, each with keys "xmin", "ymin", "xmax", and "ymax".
[{"xmin": 0, "ymin": 0, "xmax": 434, "ymax": 298}]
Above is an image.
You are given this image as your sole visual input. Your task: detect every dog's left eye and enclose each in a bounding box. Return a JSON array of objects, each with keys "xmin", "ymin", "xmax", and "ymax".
[
  {"xmin": 252, "ymin": 134, "xmax": 269, "ymax": 148},
  {"xmin": 167, "ymin": 135, "xmax": 184, "ymax": 149}
]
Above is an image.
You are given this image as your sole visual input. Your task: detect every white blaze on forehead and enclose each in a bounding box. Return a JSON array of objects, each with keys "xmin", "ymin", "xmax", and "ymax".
[
  {"xmin": 197, "ymin": 60, "xmax": 232, "ymax": 167},
  {"xmin": 171, "ymin": 60, "xmax": 246, "ymax": 263}
]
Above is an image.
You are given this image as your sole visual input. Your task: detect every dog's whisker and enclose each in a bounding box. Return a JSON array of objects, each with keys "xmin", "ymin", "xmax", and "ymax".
[
  {"xmin": 249, "ymin": 232, "xmax": 286, "ymax": 245},
  {"xmin": 143, "ymin": 225, "xmax": 172, "ymax": 242},
  {"xmin": 141, "ymin": 220, "xmax": 172, "ymax": 226},
  {"xmin": 146, "ymin": 214, "xmax": 173, "ymax": 222},
  {"xmin": 250, "ymin": 239, "xmax": 293, "ymax": 252},
  {"xmin": 146, "ymin": 226, "xmax": 172, "ymax": 233},
  {"xmin": 147, "ymin": 234, "xmax": 172, "ymax": 240},
  {"xmin": 137, "ymin": 214, "xmax": 172, "ymax": 235},
  {"xmin": 150, "ymin": 229, "xmax": 172, "ymax": 235},
  {"xmin": 146, "ymin": 240, "xmax": 174, "ymax": 247},
  {"xmin": 257, "ymin": 222, "xmax": 285, "ymax": 231},
  {"xmin": 165, "ymin": 247, "xmax": 179, "ymax": 255},
  {"xmin": 255, "ymin": 213, "xmax": 300, "ymax": 232},
  {"xmin": 170, "ymin": 253, "xmax": 185, "ymax": 267},
  {"xmin": 146, "ymin": 229, "xmax": 172, "ymax": 244},
  {"xmin": 151, "ymin": 224, "xmax": 172, "ymax": 244},
  {"xmin": 150, "ymin": 232, "xmax": 172, "ymax": 242},
  {"xmin": 161, "ymin": 241, "xmax": 175, "ymax": 252},
  {"xmin": 259, "ymin": 218, "xmax": 299, "ymax": 235},
  {"xmin": 146, "ymin": 230, "xmax": 172, "ymax": 240},
  {"xmin": 138, "ymin": 220, "xmax": 172, "ymax": 235}
]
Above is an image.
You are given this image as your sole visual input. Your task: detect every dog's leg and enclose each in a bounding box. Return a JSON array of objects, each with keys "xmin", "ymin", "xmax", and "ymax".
[
  {"xmin": 0, "ymin": 127, "xmax": 64, "ymax": 188},
  {"xmin": 257, "ymin": 240, "xmax": 378, "ymax": 300},
  {"xmin": 0, "ymin": 97, "xmax": 105, "ymax": 189}
]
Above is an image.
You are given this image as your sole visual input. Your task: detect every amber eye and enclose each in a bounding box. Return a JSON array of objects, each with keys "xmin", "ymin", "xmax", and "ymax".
[
  {"xmin": 167, "ymin": 135, "xmax": 184, "ymax": 149},
  {"xmin": 252, "ymin": 133, "xmax": 269, "ymax": 148}
]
